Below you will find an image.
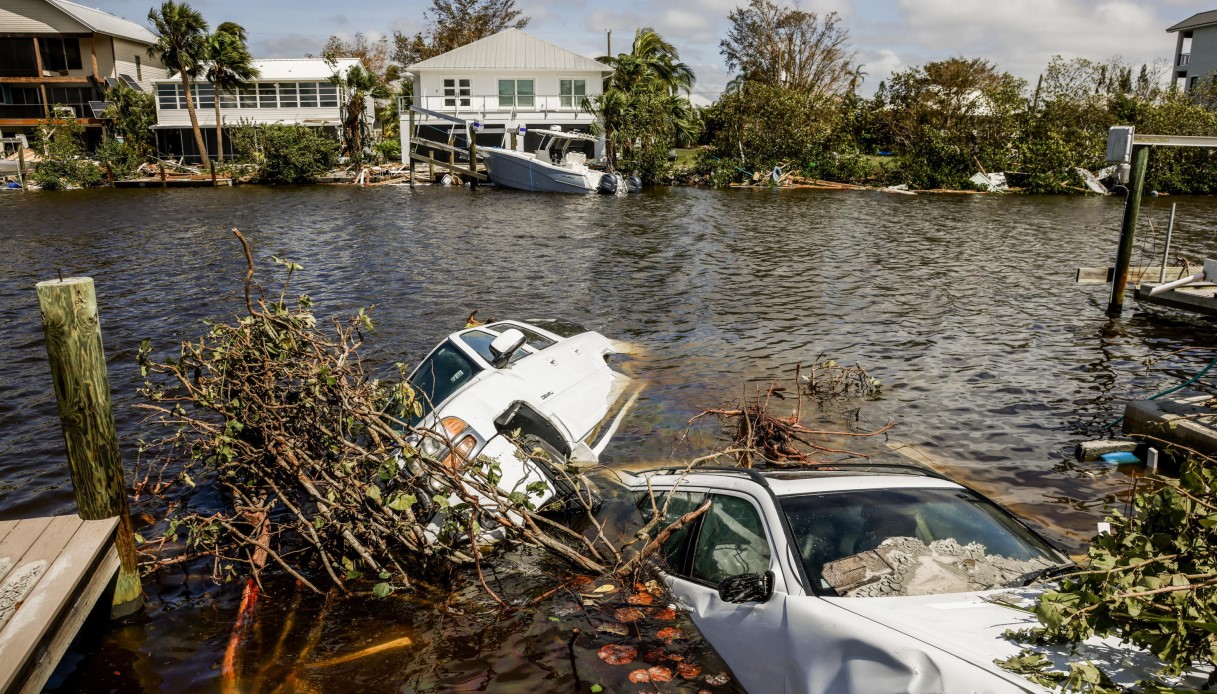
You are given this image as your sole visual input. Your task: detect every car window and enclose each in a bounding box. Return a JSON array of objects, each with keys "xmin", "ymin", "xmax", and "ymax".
[
  {"xmin": 459, "ymin": 330, "xmax": 499, "ymax": 363},
  {"xmin": 409, "ymin": 341, "xmax": 482, "ymax": 421},
  {"xmin": 780, "ymin": 488, "xmax": 1063, "ymax": 596},
  {"xmin": 638, "ymin": 490, "xmax": 705, "ymax": 575},
  {"xmin": 485, "ymin": 322, "xmax": 557, "ymax": 351},
  {"xmin": 690, "ymin": 494, "xmax": 772, "ymax": 586}
]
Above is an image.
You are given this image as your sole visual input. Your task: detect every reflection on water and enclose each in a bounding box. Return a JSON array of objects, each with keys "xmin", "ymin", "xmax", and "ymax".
[{"xmin": 2, "ymin": 185, "xmax": 1215, "ymax": 691}]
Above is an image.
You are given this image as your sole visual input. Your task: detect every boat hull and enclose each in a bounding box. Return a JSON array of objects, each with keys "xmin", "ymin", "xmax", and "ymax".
[{"xmin": 481, "ymin": 148, "xmax": 599, "ymax": 193}]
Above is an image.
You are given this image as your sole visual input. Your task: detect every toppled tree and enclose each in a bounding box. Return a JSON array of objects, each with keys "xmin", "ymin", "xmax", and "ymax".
[{"xmin": 135, "ymin": 231, "xmax": 623, "ymax": 595}]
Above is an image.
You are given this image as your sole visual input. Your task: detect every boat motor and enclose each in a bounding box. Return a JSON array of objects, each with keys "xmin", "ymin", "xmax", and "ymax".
[
  {"xmin": 598, "ymin": 173, "xmax": 619, "ymax": 195},
  {"xmin": 626, "ymin": 176, "xmax": 642, "ymax": 193}
]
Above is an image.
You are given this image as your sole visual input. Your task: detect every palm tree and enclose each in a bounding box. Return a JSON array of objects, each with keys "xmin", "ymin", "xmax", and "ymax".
[
  {"xmin": 206, "ymin": 22, "xmax": 258, "ymax": 163},
  {"xmin": 849, "ymin": 64, "xmax": 868, "ymax": 96},
  {"xmin": 328, "ymin": 60, "xmax": 389, "ymax": 166},
  {"xmin": 588, "ymin": 28, "xmax": 698, "ymax": 178},
  {"xmin": 600, "ymin": 28, "xmax": 694, "ymax": 96},
  {"xmin": 148, "ymin": 1, "xmax": 210, "ymax": 164}
]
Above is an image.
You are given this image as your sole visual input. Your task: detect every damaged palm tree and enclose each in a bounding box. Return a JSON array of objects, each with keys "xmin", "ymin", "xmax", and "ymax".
[
  {"xmin": 135, "ymin": 229, "xmax": 621, "ymax": 595},
  {"xmin": 692, "ymin": 364, "xmax": 894, "ymax": 467}
]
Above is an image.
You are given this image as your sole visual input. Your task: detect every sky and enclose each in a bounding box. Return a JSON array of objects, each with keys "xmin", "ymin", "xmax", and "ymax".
[{"xmin": 96, "ymin": 0, "xmax": 1214, "ymax": 101}]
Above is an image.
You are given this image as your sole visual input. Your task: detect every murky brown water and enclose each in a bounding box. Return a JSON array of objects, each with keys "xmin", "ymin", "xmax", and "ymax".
[{"xmin": 2, "ymin": 185, "xmax": 1216, "ymax": 691}]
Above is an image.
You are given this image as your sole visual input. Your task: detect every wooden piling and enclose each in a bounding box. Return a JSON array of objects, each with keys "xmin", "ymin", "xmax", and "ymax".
[
  {"xmin": 159, "ymin": 162, "xmax": 167, "ymax": 188},
  {"xmin": 467, "ymin": 133, "xmax": 478, "ymax": 190},
  {"xmin": 35, "ymin": 277, "xmax": 143, "ymax": 618},
  {"xmin": 428, "ymin": 150, "xmax": 434, "ymax": 182},
  {"xmin": 210, "ymin": 160, "xmax": 217, "ymax": 187},
  {"xmin": 1107, "ymin": 144, "xmax": 1150, "ymax": 316},
  {"xmin": 16, "ymin": 141, "xmax": 26, "ymax": 191},
  {"xmin": 408, "ymin": 108, "xmax": 415, "ymax": 187}
]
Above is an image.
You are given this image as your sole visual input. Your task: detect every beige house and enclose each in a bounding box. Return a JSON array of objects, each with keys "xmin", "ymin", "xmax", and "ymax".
[{"xmin": 0, "ymin": 0, "xmax": 167, "ymax": 145}]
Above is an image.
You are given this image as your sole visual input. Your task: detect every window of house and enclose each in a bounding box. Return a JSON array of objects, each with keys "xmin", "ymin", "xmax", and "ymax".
[
  {"xmin": 278, "ymin": 83, "xmax": 297, "ymax": 108},
  {"xmin": 0, "ymin": 39, "xmax": 38, "ymax": 77},
  {"xmin": 319, "ymin": 82, "xmax": 338, "ymax": 107},
  {"xmin": 258, "ymin": 83, "xmax": 277, "ymax": 108},
  {"xmin": 237, "ymin": 86, "xmax": 257, "ymax": 108},
  {"xmin": 498, "ymin": 79, "xmax": 534, "ymax": 108},
  {"xmin": 44, "ymin": 85, "xmax": 95, "ymax": 117},
  {"xmin": 218, "ymin": 89, "xmax": 237, "ymax": 108},
  {"xmin": 157, "ymin": 83, "xmax": 178, "ymax": 109},
  {"xmin": 443, "ymin": 78, "xmax": 471, "ymax": 107},
  {"xmin": 559, "ymin": 79, "xmax": 586, "ymax": 109},
  {"xmin": 193, "ymin": 83, "xmax": 214, "ymax": 109},
  {"xmin": 135, "ymin": 55, "xmax": 142, "ymax": 82},
  {"xmin": 298, "ymin": 82, "xmax": 318, "ymax": 107},
  {"xmin": 1191, "ymin": 75, "xmax": 1200, "ymax": 91},
  {"xmin": 37, "ymin": 38, "xmax": 82, "ymax": 72}
]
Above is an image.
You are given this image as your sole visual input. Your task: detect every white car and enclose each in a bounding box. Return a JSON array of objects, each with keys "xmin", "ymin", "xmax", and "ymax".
[
  {"xmin": 403, "ymin": 320, "xmax": 639, "ymax": 521},
  {"xmin": 626, "ymin": 464, "xmax": 1204, "ymax": 693}
]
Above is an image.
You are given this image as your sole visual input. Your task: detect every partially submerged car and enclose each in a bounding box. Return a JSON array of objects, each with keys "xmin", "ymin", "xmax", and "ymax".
[
  {"xmin": 402, "ymin": 320, "xmax": 640, "ymax": 524},
  {"xmin": 625, "ymin": 464, "xmax": 1207, "ymax": 693}
]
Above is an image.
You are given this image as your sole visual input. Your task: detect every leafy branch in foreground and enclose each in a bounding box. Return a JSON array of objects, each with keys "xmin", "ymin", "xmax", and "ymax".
[{"xmin": 999, "ymin": 448, "xmax": 1217, "ymax": 690}]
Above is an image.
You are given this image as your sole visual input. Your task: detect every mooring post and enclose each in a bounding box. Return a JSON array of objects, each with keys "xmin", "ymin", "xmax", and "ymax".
[
  {"xmin": 468, "ymin": 131, "xmax": 479, "ymax": 190},
  {"xmin": 16, "ymin": 141, "xmax": 26, "ymax": 191},
  {"xmin": 407, "ymin": 108, "xmax": 415, "ymax": 187},
  {"xmin": 159, "ymin": 162, "xmax": 167, "ymax": 188},
  {"xmin": 36, "ymin": 277, "xmax": 143, "ymax": 618},
  {"xmin": 1160, "ymin": 202, "xmax": 1177, "ymax": 283},
  {"xmin": 1107, "ymin": 144, "xmax": 1150, "ymax": 316}
]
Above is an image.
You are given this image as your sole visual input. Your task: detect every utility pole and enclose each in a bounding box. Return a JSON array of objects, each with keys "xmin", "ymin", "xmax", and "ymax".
[{"xmin": 606, "ymin": 29, "xmax": 611, "ymax": 56}]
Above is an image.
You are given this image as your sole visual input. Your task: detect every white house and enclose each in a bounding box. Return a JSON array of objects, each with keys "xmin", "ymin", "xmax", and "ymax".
[
  {"xmin": 402, "ymin": 28, "xmax": 612, "ymax": 159},
  {"xmin": 0, "ymin": 0, "xmax": 168, "ymax": 147},
  {"xmin": 152, "ymin": 57, "xmax": 362, "ymax": 163},
  {"xmin": 1169, "ymin": 10, "xmax": 1217, "ymax": 91}
]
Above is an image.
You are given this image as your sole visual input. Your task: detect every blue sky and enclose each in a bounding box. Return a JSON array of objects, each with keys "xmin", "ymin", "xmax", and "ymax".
[{"xmin": 96, "ymin": 0, "xmax": 1213, "ymax": 100}]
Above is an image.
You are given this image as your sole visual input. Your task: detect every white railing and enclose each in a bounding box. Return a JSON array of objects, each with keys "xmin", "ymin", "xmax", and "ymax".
[
  {"xmin": 1179, "ymin": 53, "xmax": 1191, "ymax": 67},
  {"xmin": 408, "ymin": 93, "xmax": 593, "ymax": 118}
]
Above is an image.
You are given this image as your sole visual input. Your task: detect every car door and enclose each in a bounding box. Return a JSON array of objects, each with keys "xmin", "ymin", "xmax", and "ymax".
[{"xmin": 657, "ymin": 490, "xmax": 791, "ymax": 693}]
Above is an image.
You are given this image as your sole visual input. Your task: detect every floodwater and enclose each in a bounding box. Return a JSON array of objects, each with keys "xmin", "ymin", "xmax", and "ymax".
[{"xmin": 1, "ymin": 184, "xmax": 1216, "ymax": 692}]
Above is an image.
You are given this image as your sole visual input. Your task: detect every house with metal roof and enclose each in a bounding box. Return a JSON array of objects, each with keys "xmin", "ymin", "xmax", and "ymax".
[
  {"xmin": 0, "ymin": 0, "xmax": 168, "ymax": 145},
  {"xmin": 151, "ymin": 58, "xmax": 363, "ymax": 163},
  {"xmin": 403, "ymin": 28, "xmax": 612, "ymax": 157},
  {"xmin": 1168, "ymin": 10, "xmax": 1217, "ymax": 91}
]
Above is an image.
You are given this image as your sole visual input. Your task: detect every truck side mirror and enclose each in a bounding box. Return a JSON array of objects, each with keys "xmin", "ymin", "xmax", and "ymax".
[
  {"xmin": 489, "ymin": 329, "xmax": 527, "ymax": 368},
  {"xmin": 718, "ymin": 570, "xmax": 774, "ymax": 604}
]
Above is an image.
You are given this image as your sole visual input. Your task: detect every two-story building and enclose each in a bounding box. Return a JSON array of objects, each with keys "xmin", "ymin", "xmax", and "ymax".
[
  {"xmin": 1168, "ymin": 10, "xmax": 1217, "ymax": 91},
  {"xmin": 0, "ymin": 0, "xmax": 167, "ymax": 147},
  {"xmin": 403, "ymin": 28, "xmax": 612, "ymax": 159},
  {"xmin": 152, "ymin": 57, "xmax": 362, "ymax": 163}
]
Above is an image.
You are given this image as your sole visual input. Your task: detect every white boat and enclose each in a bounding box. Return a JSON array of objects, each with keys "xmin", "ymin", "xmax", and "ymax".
[{"xmin": 480, "ymin": 129, "xmax": 636, "ymax": 194}]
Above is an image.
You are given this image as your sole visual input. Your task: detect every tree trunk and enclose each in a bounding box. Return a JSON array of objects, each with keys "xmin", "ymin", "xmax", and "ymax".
[
  {"xmin": 181, "ymin": 75, "xmax": 210, "ymax": 165},
  {"xmin": 214, "ymin": 84, "xmax": 224, "ymax": 164}
]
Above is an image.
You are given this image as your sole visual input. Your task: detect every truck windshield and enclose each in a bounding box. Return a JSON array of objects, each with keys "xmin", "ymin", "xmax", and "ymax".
[
  {"xmin": 780, "ymin": 487, "xmax": 1066, "ymax": 596},
  {"xmin": 409, "ymin": 341, "xmax": 482, "ymax": 422}
]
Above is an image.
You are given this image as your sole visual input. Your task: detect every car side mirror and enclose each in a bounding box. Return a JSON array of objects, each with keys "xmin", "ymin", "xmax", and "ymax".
[
  {"xmin": 718, "ymin": 570, "xmax": 774, "ymax": 604},
  {"xmin": 489, "ymin": 329, "xmax": 527, "ymax": 368}
]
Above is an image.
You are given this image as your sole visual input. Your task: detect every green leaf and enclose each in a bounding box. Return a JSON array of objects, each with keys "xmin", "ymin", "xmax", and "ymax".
[
  {"xmin": 373, "ymin": 582, "xmax": 392, "ymax": 598},
  {"xmin": 590, "ymin": 685, "xmax": 603, "ymax": 693},
  {"xmin": 365, "ymin": 484, "xmax": 382, "ymax": 502},
  {"xmin": 388, "ymin": 493, "xmax": 417, "ymax": 511}
]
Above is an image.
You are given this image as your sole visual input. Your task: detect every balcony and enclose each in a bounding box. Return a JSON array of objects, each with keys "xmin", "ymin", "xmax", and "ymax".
[
  {"xmin": 1179, "ymin": 53, "xmax": 1191, "ymax": 67},
  {"xmin": 410, "ymin": 94, "xmax": 595, "ymax": 120}
]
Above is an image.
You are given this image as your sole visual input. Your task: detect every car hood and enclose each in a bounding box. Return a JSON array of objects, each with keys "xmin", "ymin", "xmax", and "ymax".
[{"xmin": 823, "ymin": 589, "xmax": 1207, "ymax": 690}]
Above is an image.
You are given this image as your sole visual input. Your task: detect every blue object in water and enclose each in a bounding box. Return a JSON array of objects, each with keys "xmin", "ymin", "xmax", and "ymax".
[{"xmin": 1100, "ymin": 451, "xmax": 1140, "ymax": 465}]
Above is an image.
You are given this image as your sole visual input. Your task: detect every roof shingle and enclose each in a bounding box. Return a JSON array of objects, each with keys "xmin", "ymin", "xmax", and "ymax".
[
  {"xmin": 408, "ymin": 28, "xmax": 610, "ymax": 72},
  {"xmin": 1168, "ymin": 10, "xmax": 1217, "ymax": 33}
]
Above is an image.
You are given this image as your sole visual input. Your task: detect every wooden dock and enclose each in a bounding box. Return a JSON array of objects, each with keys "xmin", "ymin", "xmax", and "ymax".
[
  {"xmin": 0, "ymin": 515, "xmax": 120, "ymax": 693},
  {"xmin": 1135, "ymin": 281, "xmax": 1217, "ymax": 318}
]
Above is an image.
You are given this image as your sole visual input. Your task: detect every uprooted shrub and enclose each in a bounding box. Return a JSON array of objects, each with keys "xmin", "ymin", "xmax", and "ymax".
[{"xmin": 135, "ymin": 230, "xmax": 624, "ymax": 595}]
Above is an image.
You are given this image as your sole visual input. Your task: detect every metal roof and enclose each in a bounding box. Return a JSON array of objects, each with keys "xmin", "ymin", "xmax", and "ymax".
[
  {"xmin": 408, "ymin": 28, "xmax": 611, "ymax": 72},
  {"xmin": 1168, "ymin": 10, "xmax": 1217, "ymax": 33},
  {"xmin": 46, "ymin": 0, "xmax": 157, "ymax": 44}
]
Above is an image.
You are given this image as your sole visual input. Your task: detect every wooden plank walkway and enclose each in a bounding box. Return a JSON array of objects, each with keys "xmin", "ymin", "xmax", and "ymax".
[
  {"xmin": 1135, "ymin": 281, "xmax": 1217, "ymax": 317},
  {"xmin": 0, "ymin": 515, "xmax": 120, "ymax": 694}
]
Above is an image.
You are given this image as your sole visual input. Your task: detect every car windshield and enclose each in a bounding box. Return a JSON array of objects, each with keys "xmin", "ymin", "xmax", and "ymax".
[
  {"xmin": 408, "ymin": 341, "xmax": 482, "ymax": 423},
  {"xmin": 779, "ymin": 487, "xmax": 1065, "ymax": 597}
]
